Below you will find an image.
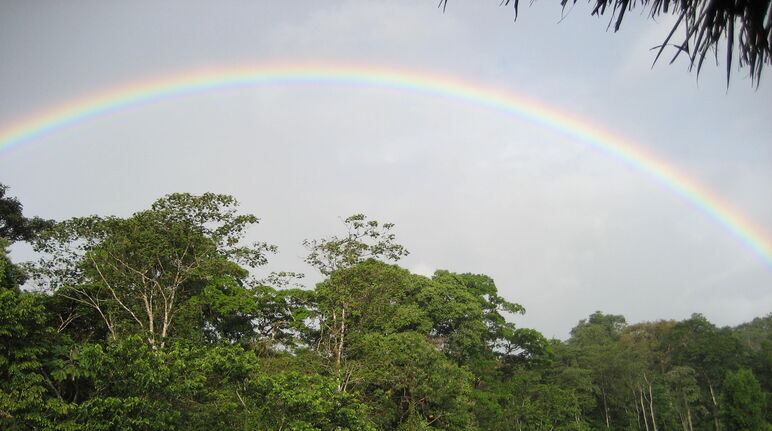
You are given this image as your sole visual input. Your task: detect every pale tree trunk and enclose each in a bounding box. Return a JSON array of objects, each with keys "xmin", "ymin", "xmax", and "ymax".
[
  {"xmin": 640, "ymin": 388, "xmax": 650, "ymax": 431},
  {"xmin": 678, "ymin": 393, "xmax": 694, "ymax": 431},
  {"xmin": 708, "ymin": 381, "xmax": 720, "ymax": 431},
  {"xmin": 601, "ymin": 386, "xmax": 611, "ymax": 430},
  {"xmin": 676, "ymin": 401, "xmax": 688, "ymax": 431},
  {"xmin": 677, "ymin": 406, "xmax": 688, "ymax": 431},
  {"xmin": 330, "ymin": 308, "xmax": 337, "ymax": 352},
  {"xmin": 644, "ymin": 374, "xmax": 658, "ymax": 431},
  {"xmin": 336, "ymin": 306, "xmax": 346, "ymax": 370},
  {"xmin": 142, "ymin": 290, "xmax": 157, "ymax": 349},
  {"xmin": 633, "ymin": 398, "xmax": 641, "ymax": 430},
  {"xmin": 316, "ymin": 315, "xmax": 325, "ymax": 351},
  {"xmin": 159, "ymin": 284, "xmax": 177, "ymax": 350},
  {"xmin": 331, "ymin": 305, "xmax": 348, "ymax": 392}
]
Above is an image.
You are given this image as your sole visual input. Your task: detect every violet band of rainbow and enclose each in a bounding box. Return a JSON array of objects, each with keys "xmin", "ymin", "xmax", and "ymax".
[{"xmin": 0, "ymin": 63, "xmax": 769, "ymax": 267}]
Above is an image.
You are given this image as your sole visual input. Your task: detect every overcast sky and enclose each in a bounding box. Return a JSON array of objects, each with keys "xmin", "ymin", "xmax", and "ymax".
[{"xmin": 1, "ymin": 0, "xmax": 770, "ymax": 339}]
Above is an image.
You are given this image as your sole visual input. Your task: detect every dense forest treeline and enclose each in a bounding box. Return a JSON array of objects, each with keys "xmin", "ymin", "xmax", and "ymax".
[{"xmin": 1, "ymin": 185, "xmax": 770, "ymax": 430}]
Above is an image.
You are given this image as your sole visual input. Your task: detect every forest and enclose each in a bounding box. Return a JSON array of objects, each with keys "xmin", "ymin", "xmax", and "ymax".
[{"xmin": 1, "ymin": 186, "xmax": 770, "ymax": 431}]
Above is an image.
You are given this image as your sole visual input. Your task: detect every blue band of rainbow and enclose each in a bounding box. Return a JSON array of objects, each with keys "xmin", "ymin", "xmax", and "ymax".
[{"xmin": 1, "ymin": 63, "xmax": 769, "ymax": 267}]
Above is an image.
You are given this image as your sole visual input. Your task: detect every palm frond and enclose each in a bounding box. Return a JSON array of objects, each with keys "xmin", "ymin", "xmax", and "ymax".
[{"xmin": 440, "ymin": 0, "xmax": 772, "ymax": 86}]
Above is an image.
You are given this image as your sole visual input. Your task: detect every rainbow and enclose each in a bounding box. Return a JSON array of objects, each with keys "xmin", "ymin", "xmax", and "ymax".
[{"xmin": 0, "ymin": 62, "xmax": 770, "ymax": 267}]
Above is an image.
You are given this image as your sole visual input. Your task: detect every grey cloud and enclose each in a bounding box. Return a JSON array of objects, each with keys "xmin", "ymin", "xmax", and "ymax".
[{"xmin": 1, "ymin": 0, "xmax": 770, "ymax": 340}]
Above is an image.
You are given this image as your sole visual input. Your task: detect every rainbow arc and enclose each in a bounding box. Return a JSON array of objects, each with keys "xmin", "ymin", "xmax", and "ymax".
[{"xmin": 0, "ymin": 63, "xmax": 769, "ymax": 267}]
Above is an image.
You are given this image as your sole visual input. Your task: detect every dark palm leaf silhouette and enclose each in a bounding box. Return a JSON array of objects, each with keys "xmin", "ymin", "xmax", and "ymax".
[{"xmin": 440, "ymin": 0, "xmax": 771, "ymax": 86}]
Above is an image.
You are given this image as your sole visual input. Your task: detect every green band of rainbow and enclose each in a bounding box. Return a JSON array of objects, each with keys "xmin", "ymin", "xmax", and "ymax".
[{"xmin": 1, "ymin": 63, "xmax": 770, "ymax": 267}]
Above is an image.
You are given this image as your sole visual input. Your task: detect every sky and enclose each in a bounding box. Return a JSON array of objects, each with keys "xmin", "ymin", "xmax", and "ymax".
[{"xmin": 1, "ymin": 0, "xmax": 770, "ymax": 339}]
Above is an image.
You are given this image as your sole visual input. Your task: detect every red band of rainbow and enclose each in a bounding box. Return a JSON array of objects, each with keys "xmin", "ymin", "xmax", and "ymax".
[{"xmin": 1, "ymin": 63, "xmax": 769, "ymax": 267}]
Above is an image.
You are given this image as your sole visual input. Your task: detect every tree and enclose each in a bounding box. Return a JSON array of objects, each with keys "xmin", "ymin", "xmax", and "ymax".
[
  {"xmin": 420, "ymin": 270, "xmax": 546, "ymax": 368},
  {"xmin": 303, "ymin": 215, "xmax": 409, "ymax": 377},
  {"xmin": 569, "ymin": 311, "xmax": 627, "ymax": 347},
  {"xmin": 347, "ymin": 331, "xmax": 475, "ymax": 431},
  {"xmin": 313, "ymin": 261, "xmax": 427, "ymax": 368},
  {"xmin": 60, "ymin": 335, "xmax": 376, "ymax": 431},
  {"xmin": 500, "ymin": 371, "xmax": 589, "ymax": 431},
  {"xmin": 0, "ymin": 240, "xmax": 26, "ymax": 292},
  {"xmin": 0, "ymin": 183, "xmax": 53, "ymax": 244},
  {"xmin": 246, "ymin": 371, "xmax": 376, "ymax": 431},
  {"xmin": 663, "ymin": 313, "xmax": 750, "ymax": 430},
  {"xmin": 30, "ymin": 193, "xmax": 275, "ymax": 349},
  {"xmin": 721, "ymin": 368, "xmax": 767, "ymax": 431},
  {"xmin": 196, "ymin": 281, "xmax": 316, "ymax": 351},
  {"xmin": 733, "ymin": 314, "xmax": 772, "ymax": 394},
  {"xmin": 440, "ymin": 0, "xmax": 771, "ymax": 85},
  {"xmin": 665, "ymin": 366, "xmax": 702, "ymax": 431},
  {"xmin": 0, "ymin": 284, "xmax": 71, "ymax": 429},
  {"xmin": 303, "ymin": 214, "xmax": 409, "ymax": 276},
  {"xmin": 565, "ymin": 312, "xmax": 645, "ymax": 430},
  {"xmin": 0, "ymin": 184, "xmax": 53, "ymax": 292},
  {"xmin": 0, "ymin": 185, "xmax": 70, "ymax": 429}
]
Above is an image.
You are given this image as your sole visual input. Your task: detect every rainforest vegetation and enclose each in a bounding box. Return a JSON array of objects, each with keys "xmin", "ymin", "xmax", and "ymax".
[{"xmin": 1, "ymin": 184, "xmax": 770, "ymax": 430}]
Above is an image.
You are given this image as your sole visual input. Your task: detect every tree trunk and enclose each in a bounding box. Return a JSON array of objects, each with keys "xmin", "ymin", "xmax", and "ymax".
[
  {"xmin": 334, "ymin": 305, "xmax": 347, "ymax": 392},
  {"xmin": 640, "ymin": 388, "xmax": 650, "ymax": 431},
  {"xmin": 676, "ymin": 403, "xmax": 689, "ymax": 431},
  {"xmin": 602, "ymin": 386, "xmax": 611, "ymax": 430},
  {"xmin": 708, "ymin": 380, "xmax": 720, "ymax": 431},
  {"xmin": 676, "ymin": 403, "xmax": 688, "ymax": 431},
  {"xmin": 632, "ymin": 389, "xmax": 642, "ymax": 430},
  {"xmin": 336, "ymin": 306, "xmax": 346, "ymax": 370},
  {"xmin": 645, "ymin": 374, "xmax": 658, "ymax": 431}
]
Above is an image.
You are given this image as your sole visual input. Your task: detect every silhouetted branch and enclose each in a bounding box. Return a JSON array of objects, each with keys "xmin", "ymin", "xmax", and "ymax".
[{"xmin": 439, "ymin": 0, "xmax": 771, "ymax": 86}]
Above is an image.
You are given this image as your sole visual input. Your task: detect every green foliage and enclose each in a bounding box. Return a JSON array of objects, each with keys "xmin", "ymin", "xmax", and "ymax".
[
  {"xmin": 348, "ymin": 331, "xmax": 475, "ymax": 430},
  {"xmin": 665, "ymin": 366, "xmax": 704, "ymax": 430},
  {"xmin": 472, "ymin": 367, "xmax": 591, "ymax": 431},
  {"xmin": 303, "ymin": 214, "xmax": 409, "ymax": 276},
  {"xmin": 195, "ymin": 281, "xmax": 316, "ymax": 351},
  {"xmin": 1, "ymin": 242, "xmax": 27, "ymax": 292},
  {"xmin": 735, "ymin": 314, "xmax": 772, "ymax": 395},
  {"xmin": 0, "ymin": 288, "xmax": 70, "ymax": 430},
  {"xmin": 0, "ymin": 183, "xmax": 53, "ymax": 244},
  {"xmin": 722, "ymin": 368, "xmax": 767, "ymax": 431},
  {"xmin": 315, "ymin": 260, "xmax": 431, "ymax": 338},
  {"xmin": 569, "ymin": 311, "xmax": 627, "ymax": 346},
  {"xmin": 2, "ymin": 192, "xmax": 768, "ymax": 431},
  {"xmin": 61, "ymin": 336, "xmax": 376, "ymax": 431},
  {"xmin": 30, "ymin": 193, "xmax": 275, "ymax": 349},
  {"xmin": 247, "ymin": 372, "xmax": 376, "ymax": 431}
]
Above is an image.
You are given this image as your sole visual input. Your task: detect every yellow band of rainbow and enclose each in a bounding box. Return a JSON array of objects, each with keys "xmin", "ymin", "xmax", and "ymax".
[{"xmin": 1, "ymin": 63, "xmax": 769, "ymax": 267}]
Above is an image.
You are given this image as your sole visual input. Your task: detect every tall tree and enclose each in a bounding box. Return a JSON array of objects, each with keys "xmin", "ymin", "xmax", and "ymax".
[
  {"xmin": 303, "ymin": 213, "xmax": 409, "ymax": 276},
  {"xmin": 304, "ymin": 214, "xmax": 409, "ymax": 377},
  {"xmin": 733, "ymin": 314, "xmax": 772, "ymax": 394},
  {"xmin": 663, "ymin": 313, "xmax": 749, "ymax": 430},
  {"xmin": 566, "ymin": 312, "xmax": 636, "ymax": 430},
  {"xmin": 665, "ymin": 366, "xmax": 702, "ymax": 431},
  {"xmin": 0, "ymin": 183, "xmax": 53, "ymax": 244},
  {"xmin": 0, "ymin": 266, "xmax": 71, "ymax": 429},
  {"xmin": 721, "ymin": 368, "xmax": 766, "ymax": 431},
  {"xmin": 30, "ymin": 193, "xmax": 275, "ymax": 349},
  {"xmin": 0, "ymin": 184, "xmax": 53, "ymax": 292}
]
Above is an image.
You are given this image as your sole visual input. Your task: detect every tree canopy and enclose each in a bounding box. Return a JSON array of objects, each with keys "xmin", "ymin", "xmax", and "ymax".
[
  {"xmin": 1, "ymin": 188, "xmax": 770, "ymax": 430},
  {"xmin": 0, "ymin": 184, "xmax": 53, "ymax": 244}
]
